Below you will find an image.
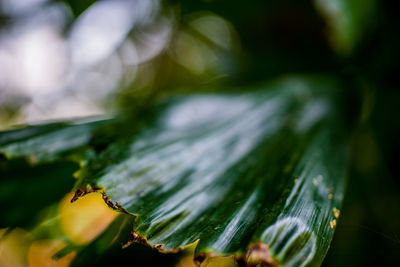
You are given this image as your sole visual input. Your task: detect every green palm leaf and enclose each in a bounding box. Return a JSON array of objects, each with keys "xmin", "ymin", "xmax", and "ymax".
[{"xmin": 0, "ymin": 75, "xmax": 350, "ymax": 266}]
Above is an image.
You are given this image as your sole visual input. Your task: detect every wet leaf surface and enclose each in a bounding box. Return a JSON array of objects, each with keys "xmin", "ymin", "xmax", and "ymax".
[{"xmin": 0, "ymin": 75, "xmax": 350, "ymax": 266}]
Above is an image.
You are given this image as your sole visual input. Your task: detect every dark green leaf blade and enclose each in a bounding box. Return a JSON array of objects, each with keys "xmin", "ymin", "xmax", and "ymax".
[
  {"xmin": 0, "ymin": 159, "xmax": 78, "ymax": 229},
  {"xmin": 72, "ymin": 76, "xmax": 350, "ymax": 266}
]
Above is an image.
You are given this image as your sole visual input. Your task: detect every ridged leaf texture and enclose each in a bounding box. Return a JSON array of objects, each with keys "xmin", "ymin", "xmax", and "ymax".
[{"xmin": 0, "ymin": 75, "xmax": 349, "ymax": 266}]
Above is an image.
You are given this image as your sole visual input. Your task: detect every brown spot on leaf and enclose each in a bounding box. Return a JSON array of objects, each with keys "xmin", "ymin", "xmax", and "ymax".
[
  {"xmin": 237, "ymin": 242, "xmax": 278, "ymax": 267},
  {"xmin": 194, "ymin": 253, "xmax": 207, "ymax": 266},
  {"xmin": 193, "ymin": 252, "xmax": 218, "ymax": 266},
  {"xmin": 329, "ymin": 219, "xmax": 337, "ymax": 229},
  {"xmin": 332, "ymin": 207, "xmax": 340, "ymax": 219}
]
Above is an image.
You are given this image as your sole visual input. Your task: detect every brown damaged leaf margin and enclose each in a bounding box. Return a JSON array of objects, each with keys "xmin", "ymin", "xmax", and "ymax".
[
  {"xmin": 70, "ymin": 185, "xmax": 103, "ymax": 203},
  {"xmin": 71, "ymin": 187, "xmax": 280, "ymax": 267},
  {"xmin": 71, "ymin": 185, "xmax": 184, "ymax": 253},
  {"xmin": 71, "ymin": 185, "xmax": 131, "ymax": 216},
  {"xmin": 122, "ymin": 229, "xmax": 186, "ymax": 253}
]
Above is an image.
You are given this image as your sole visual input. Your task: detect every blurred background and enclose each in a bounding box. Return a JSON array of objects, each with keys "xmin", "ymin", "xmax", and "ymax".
[{"xmin": 0, "ymin": 0, "xmax": 399, "ymax": 266}]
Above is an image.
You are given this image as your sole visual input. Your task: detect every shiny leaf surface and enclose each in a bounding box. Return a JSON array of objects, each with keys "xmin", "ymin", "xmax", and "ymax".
[
  {"xmin": 70, "ymin": 76, "xmax": 350, "ymax": 266},
  {"xmin": 0, "ymin": 117, "xmax": 109, "ymax": 163}
]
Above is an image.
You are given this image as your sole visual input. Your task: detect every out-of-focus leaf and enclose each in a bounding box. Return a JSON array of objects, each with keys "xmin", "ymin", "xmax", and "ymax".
[
  {"xmin": 0, "ymin": 160, "xmax": 78, "ymax": 229},
  {"xmin": 0, "ymin": 117, "xmax": 109, "ymax": 163},
  {"xmin": 0, "ymin": 117, "xmax": 113, "ymax": 230},
  {"xmin": 68, "ymin": 75, "xmax": 350, "ymax": 266},
  {"xmin": 314, "ymin": 0, "xmax": 376, "ymax": 55}
]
